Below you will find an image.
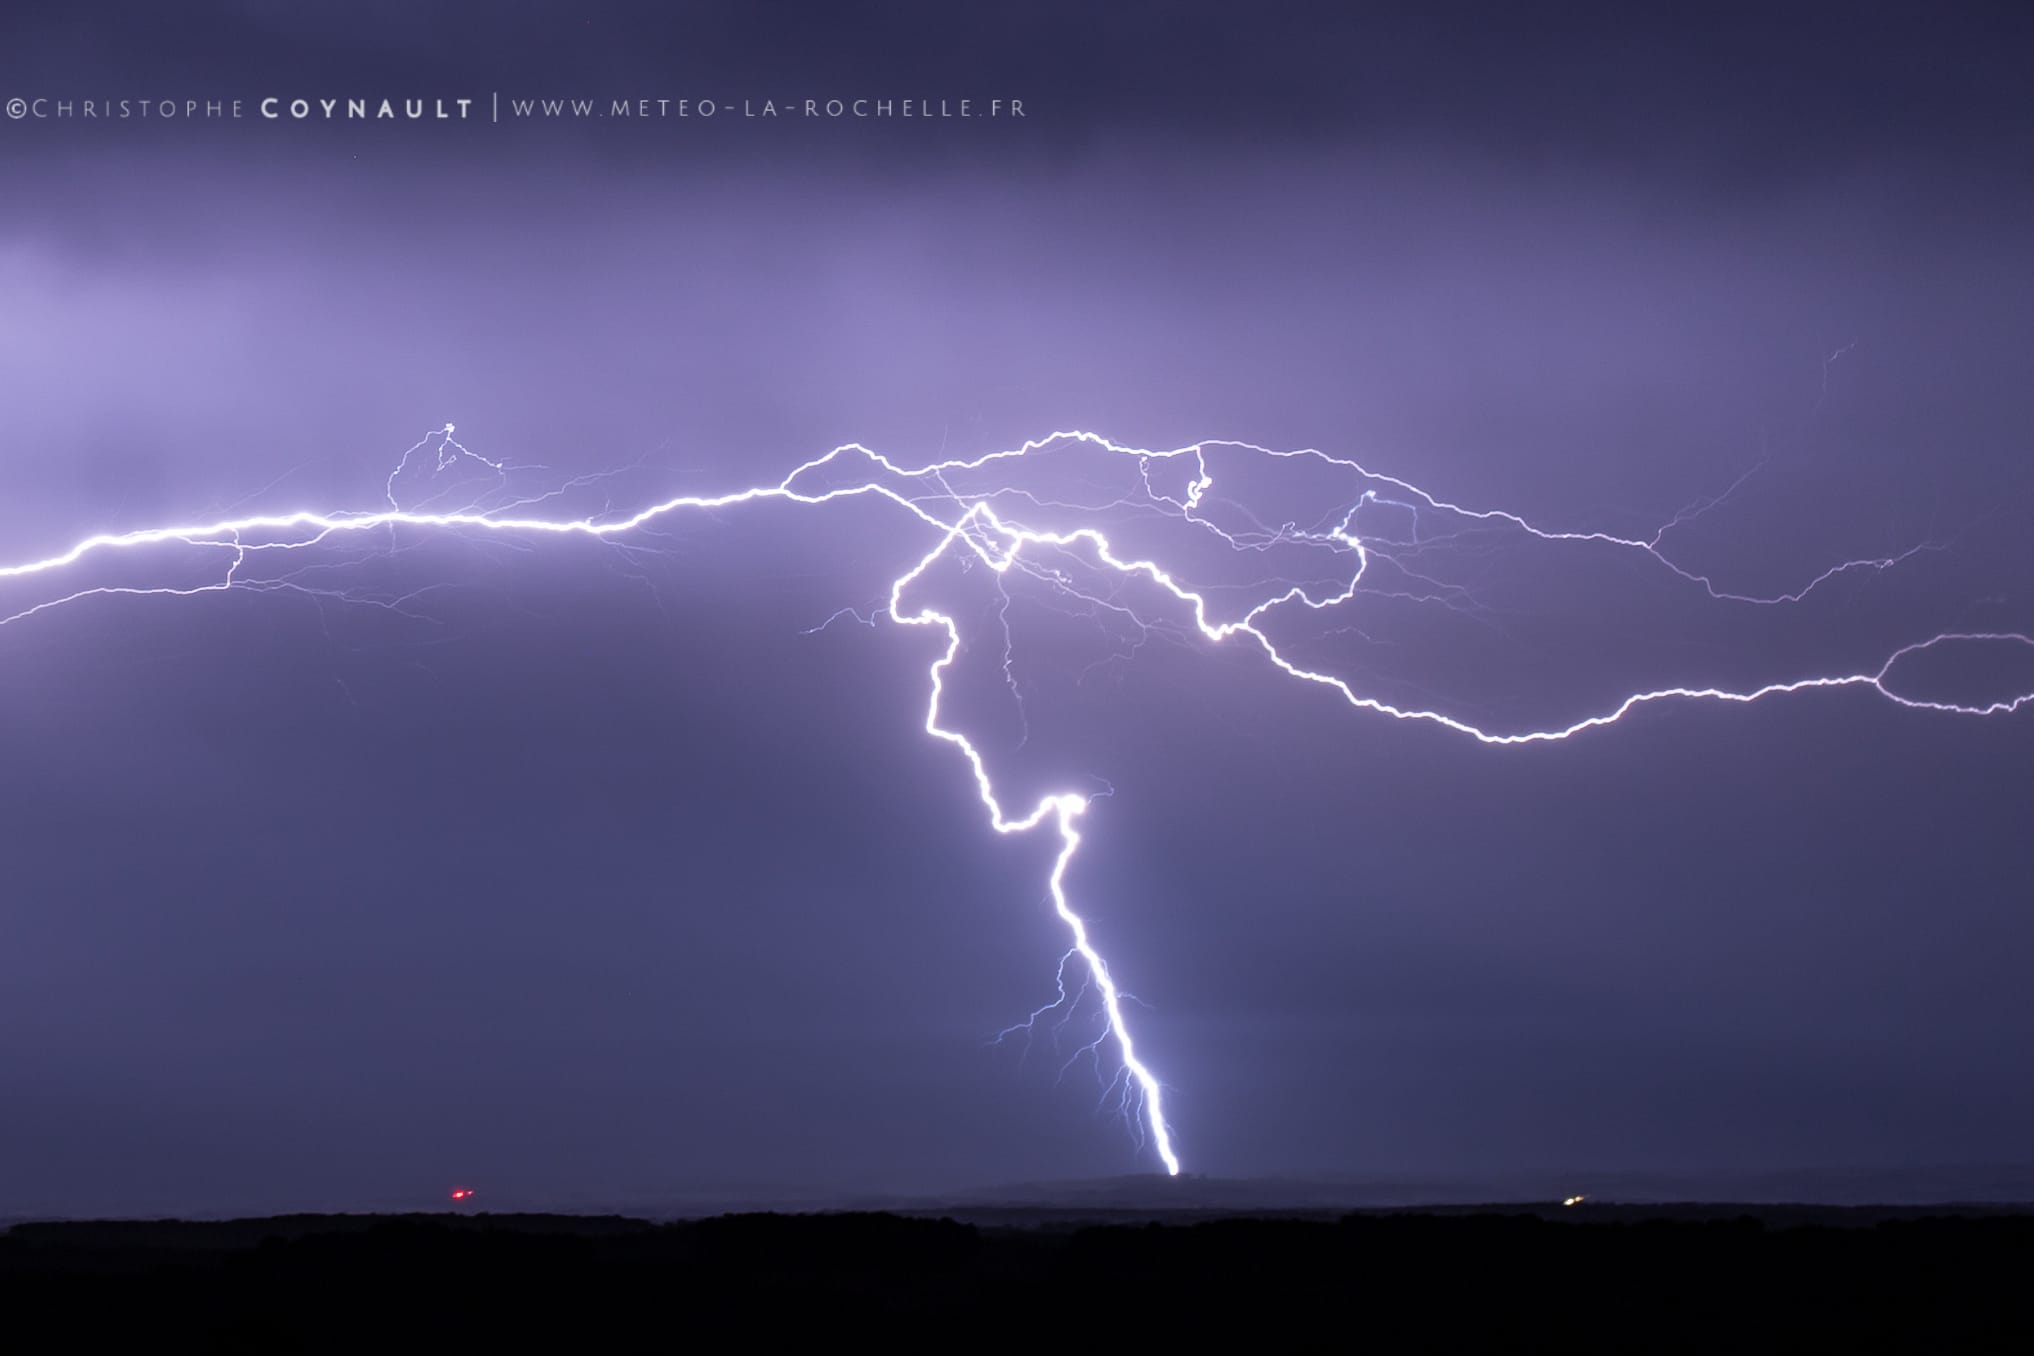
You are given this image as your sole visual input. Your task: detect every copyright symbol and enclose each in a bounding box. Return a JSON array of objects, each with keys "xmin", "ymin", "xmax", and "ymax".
[{"xmin": 5, "ymin": 98, "xmax": 25, "ymax": 120}]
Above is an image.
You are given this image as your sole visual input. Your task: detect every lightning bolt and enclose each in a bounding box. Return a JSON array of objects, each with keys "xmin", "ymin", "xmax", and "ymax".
[{"xmin": 5, "ymin": 423, "xmax": 2029, "ymax": 1178}]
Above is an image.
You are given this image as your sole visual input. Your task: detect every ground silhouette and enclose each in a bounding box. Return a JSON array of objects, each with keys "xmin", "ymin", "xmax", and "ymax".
[{"xmin": 4, "ymin": 1205, "xmax": 2031, "ymax": 1349}]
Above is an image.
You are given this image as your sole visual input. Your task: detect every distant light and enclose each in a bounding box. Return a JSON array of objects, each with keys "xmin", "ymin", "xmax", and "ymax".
[
  {"xmin": 450, "ymin": 1188, "xmax": 475, "ymax": 1201},
  {"xmin": 1562, "ymin": 1194, "xmax": 1587, "ymax": 1207}
]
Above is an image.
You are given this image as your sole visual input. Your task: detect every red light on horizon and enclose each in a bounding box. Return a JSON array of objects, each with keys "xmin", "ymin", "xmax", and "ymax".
[{"xmin": 450, "ymin": 1188, "xmax": 475, "ymax": 1201}]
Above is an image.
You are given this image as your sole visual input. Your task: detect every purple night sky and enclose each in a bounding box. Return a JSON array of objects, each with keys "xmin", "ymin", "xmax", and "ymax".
[{"xmin": 2, "ymin": 2, "xmax": 2032, "ymax": 1216}]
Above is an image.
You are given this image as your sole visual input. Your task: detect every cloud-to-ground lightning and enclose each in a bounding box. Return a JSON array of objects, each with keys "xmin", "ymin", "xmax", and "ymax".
[{"xmin": 4, "ymin": 423, "xmax": 2030, "ymax": 1177}]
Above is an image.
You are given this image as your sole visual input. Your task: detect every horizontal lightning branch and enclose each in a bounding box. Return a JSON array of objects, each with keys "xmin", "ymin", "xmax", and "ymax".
[{"xmin": 5, "ymin": 424, "xmax": 2029, "ymax": 1175}]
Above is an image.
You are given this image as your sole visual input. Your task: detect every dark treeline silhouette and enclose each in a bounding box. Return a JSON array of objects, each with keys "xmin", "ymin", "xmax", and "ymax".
[{"xmin": 4, "ymin": 1207, "xmax": 2031, "ymax": 1349}]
